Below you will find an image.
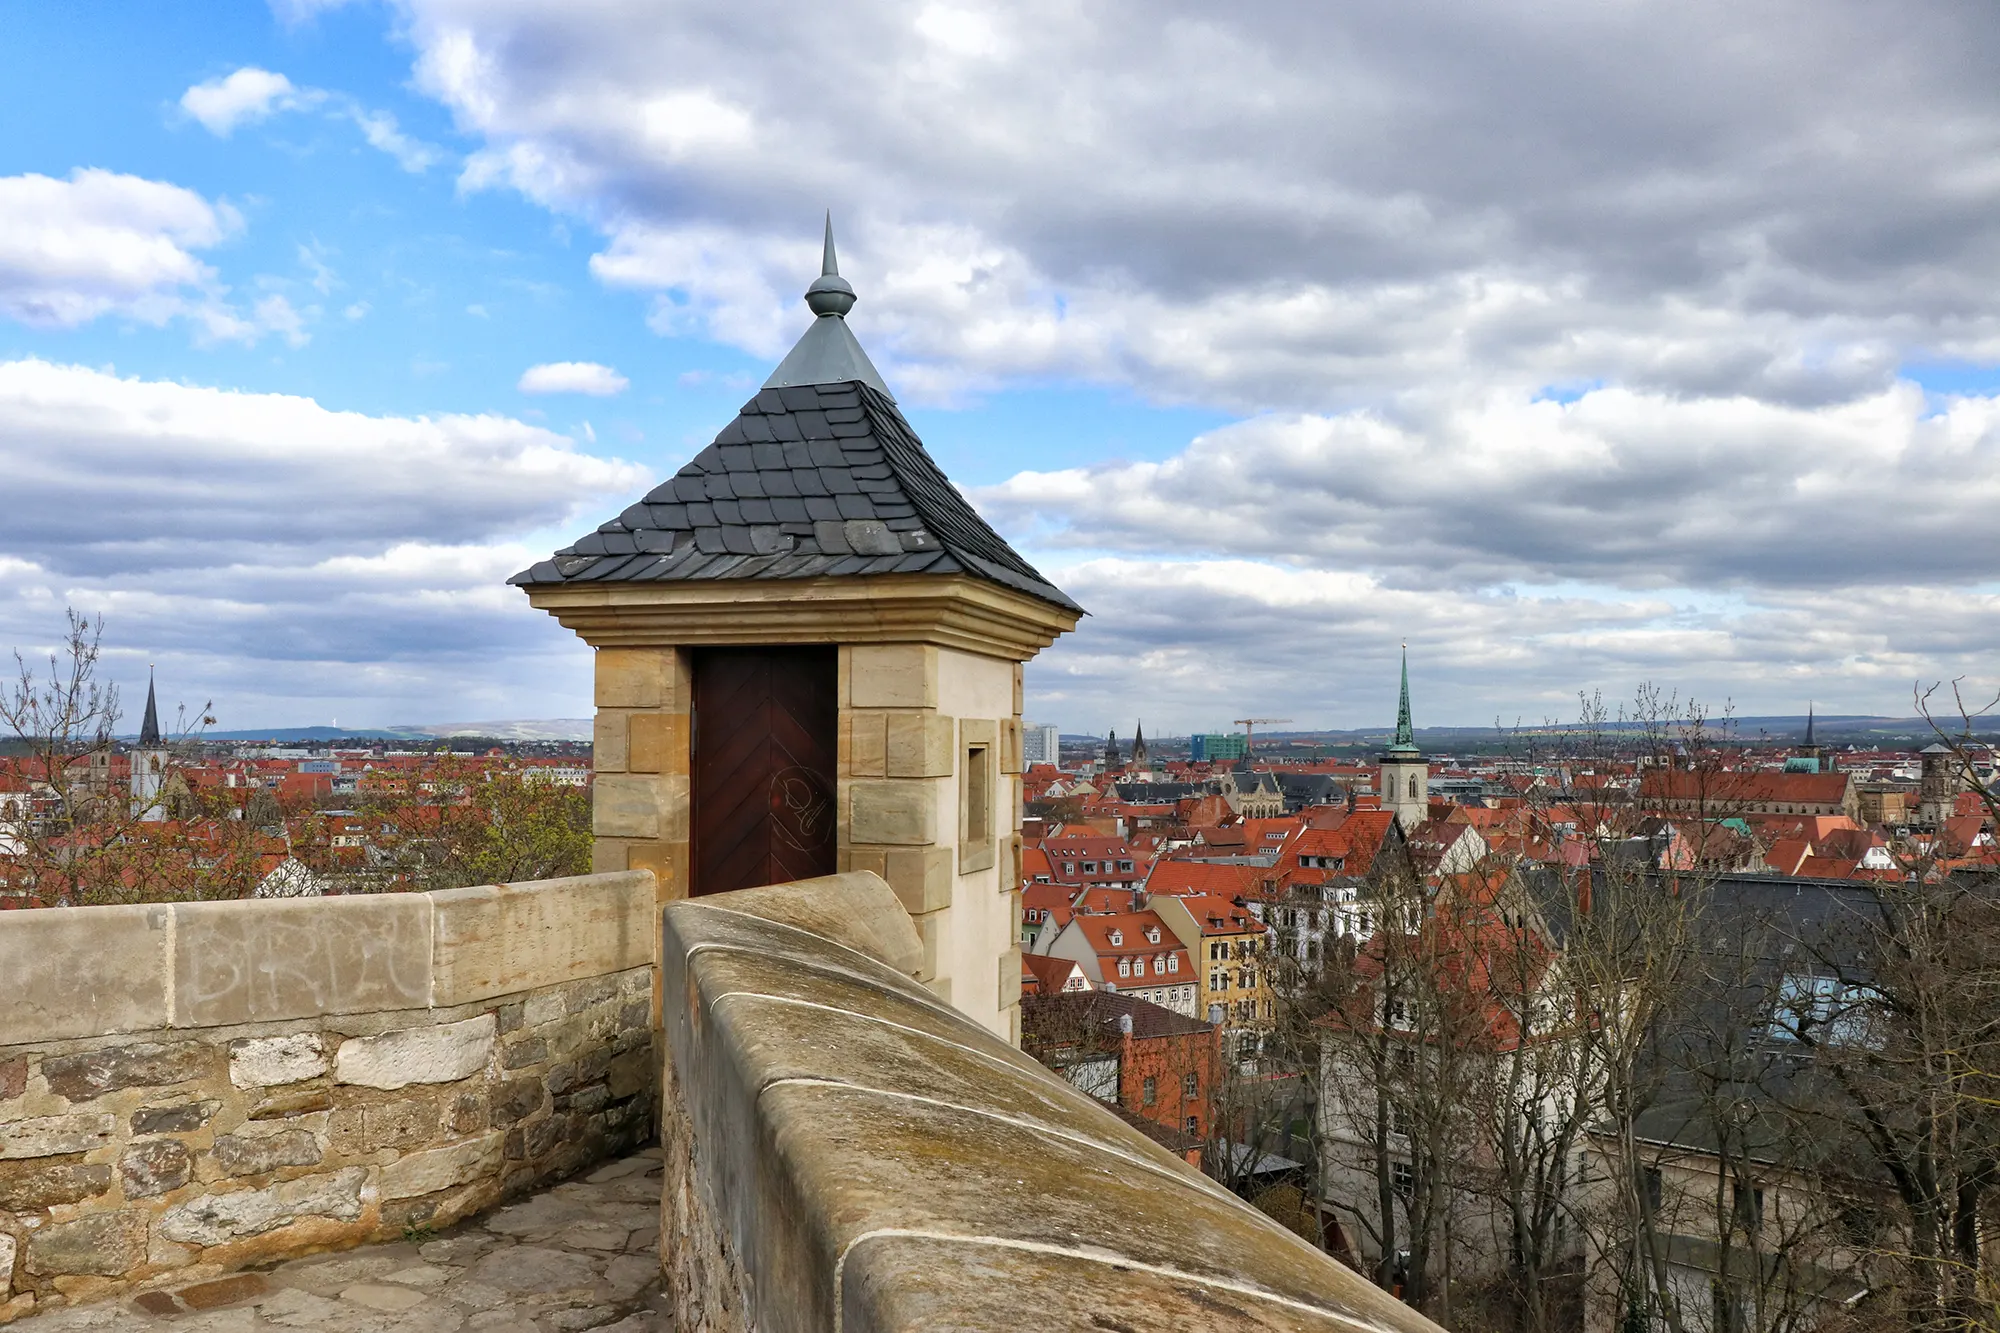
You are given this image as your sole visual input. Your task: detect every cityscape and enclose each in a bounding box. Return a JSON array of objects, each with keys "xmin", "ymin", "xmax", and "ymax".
[{"xmin": 7, "ymin": 2, "xmax": 2000, "ymax": 1332}]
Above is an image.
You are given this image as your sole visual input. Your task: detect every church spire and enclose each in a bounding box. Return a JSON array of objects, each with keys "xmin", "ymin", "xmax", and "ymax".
[
  {"xmin": 1391, "ymin": 645, "xmax": 1415, "ymax": 751},
  {"xmin": 1804, "ymin": 701, "xmax": 1816, "ymax": 749},
  {"xmin": 138, "ymin": 668, "xmax": 161, "ymax": 748}
]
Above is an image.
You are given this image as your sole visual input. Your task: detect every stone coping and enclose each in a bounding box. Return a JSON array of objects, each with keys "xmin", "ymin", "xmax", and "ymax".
[
  {"xmin": 0, "ymin": 872, "xmax": 656, "ymax": 1045},
  {"xmin": 659, "ymin": 872, "xmax": 1440, "ymax": 1333}
]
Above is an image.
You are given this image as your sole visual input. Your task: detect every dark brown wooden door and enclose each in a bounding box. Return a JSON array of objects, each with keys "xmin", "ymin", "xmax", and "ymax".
[{"xmin": 690, "ymin": 646, "xmax": 837, "ymax": 897}]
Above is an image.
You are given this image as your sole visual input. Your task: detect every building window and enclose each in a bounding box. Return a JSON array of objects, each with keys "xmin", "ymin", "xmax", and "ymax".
[
  {"xmin": 960, "ymin": 731, "xmax": 994, "ymax": 872},
  {"xmin": 1082, "ymin": 861, "xmax": 1097, "ymax": 873},
  {"xmin": 1732, "ymin": 1182, "xmax": 1764, "ymax": 1235},
  {"xmin": 1183, "ymin": 1073, "xmax": 1198, "ymax": 1099},
  {"xmin": 1392, "ymin": 1162, "xmax": 1414, "ymax": 1198},
  {"xmin": 1142, "ymin": 1076, "xmax": 1157, "ymax": 1106},
  {"xmin": 1110, "ymin": 929, "xmax": 1123, "ymax": 946},
  {"xmin": 1118, "ymin": 958, "xmax": 1131, "ymax": 977},
  {"xmin": 1119, "ymin": 860, "xmax": 1134, "ymax": 872},
  {"xmin": 1154, "ymin": 955, "xmax": 1166, "ymax": 975},
  {"xmin": 1184, "ymin": 1115, "xmax": 1199, "ymax": 1134},
  {"xmin": 1167, "ymin": 954, "xmax": 1178, "ymax": 973}
]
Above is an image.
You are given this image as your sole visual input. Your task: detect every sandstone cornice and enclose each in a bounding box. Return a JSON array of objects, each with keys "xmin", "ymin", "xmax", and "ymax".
[{"xmin": 524, "ymin": 574, "xmax": 1080, "ymax": 662}]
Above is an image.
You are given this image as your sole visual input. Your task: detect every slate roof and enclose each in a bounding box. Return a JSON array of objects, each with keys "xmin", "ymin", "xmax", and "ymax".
[{"xmin": 511, "ymin": 379, "xmax": 1079, "ymax": 613}]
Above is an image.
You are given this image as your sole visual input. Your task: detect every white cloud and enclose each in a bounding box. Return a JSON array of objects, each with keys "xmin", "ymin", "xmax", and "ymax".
[
  {"xmin": 0, "ymin": 169, "xmax": 244, "ymax": 330},
  {"xmin": 393, "ymin": 0, "xmax": 2000, "ymax": 408},
  {"xmin": 180, "ymin": 67, "xmax": 445, "ymax": 174},
  {"xmin": 517, "ymin": 361, "xmax": 629, "ymax": 395},
  {"xmin": 0, "ymin": 360, "xmax": 651, "ymax": 728},
  {"xmin": 180, "ymin": 67, "xmax": 306, "ymax": 135}
]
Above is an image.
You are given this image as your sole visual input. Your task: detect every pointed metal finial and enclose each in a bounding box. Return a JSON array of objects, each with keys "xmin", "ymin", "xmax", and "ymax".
[
  {"xmin": 805, "ymin": 212, "xmax": 857, "ymax": 318},
  {"xmin": 1392, "ymin": 645, "xmax": 1416, "ymax": 751}
]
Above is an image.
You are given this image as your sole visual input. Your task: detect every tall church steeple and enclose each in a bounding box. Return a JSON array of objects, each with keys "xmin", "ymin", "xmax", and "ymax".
[
  {"xmin": 1379, "ymin": 645, "xmax": 1428, "ymax": 831},
  {"xmin": 132, "ymin": 668, "xmax": 167, "ymax": 821},
  {"xmin": 1130, "ymin": 719, "xmax": 1149, "ymax": 770}
]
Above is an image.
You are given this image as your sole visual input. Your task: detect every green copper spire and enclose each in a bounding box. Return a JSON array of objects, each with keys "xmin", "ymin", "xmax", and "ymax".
[{"xmin": 1388, "ymin": 645, "xmax": 1417, "ymax": 754}]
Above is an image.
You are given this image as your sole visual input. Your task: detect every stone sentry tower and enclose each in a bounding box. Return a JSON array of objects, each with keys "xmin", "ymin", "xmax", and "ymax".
[
  {"xmin": 1380, "ymin": 646, "xmax": 1427, "ymax": 832},
  {"xmin": 515, "ymin": 219, "xmax": 1081, "ymax": 1041}
]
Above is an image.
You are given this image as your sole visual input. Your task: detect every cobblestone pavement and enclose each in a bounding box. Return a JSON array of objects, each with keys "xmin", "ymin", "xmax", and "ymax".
[{"xmin": 12, "ymin": 1152, "xmax": 669, "ymax": 1333}]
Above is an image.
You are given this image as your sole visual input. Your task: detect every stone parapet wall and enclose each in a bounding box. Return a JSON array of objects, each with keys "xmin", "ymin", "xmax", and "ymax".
[
  {"xmin": 658, "ymin": 871, "xmax": 1442, "ymax": 1333},
  {"xmin": 0, "ymin": 872, "xmax": 660, "ymax": 1323}
]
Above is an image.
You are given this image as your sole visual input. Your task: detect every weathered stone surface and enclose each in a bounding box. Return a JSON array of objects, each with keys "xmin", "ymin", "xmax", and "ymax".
[
  {"xmin": 333, "ymin": 1015, "xmax": 494, "ymax": 1091},
  {"xmin": 119, "ymin": 1139, "xmax": 193, "ymax": 1198},
  {"xmin": 594, "ymin": 648, "xmax": 670, "ymax": 709},
  {"xmin": 0, "ymin": 903, "xmax": 170, "ymax": 1045},
  {"xmin": 42, "ymin": 1041, "xmax": 210, "ymax": 1102},
  {"xmin": 177, "ymin": 1273, "xmax": 269, "ymax": 1311},
  {"xmin": 849, "ymin": 644, "xmax": 938, "ymax": 709},
  {"xmin": 246, "ymin": 1087, "xmax": 331, "ymax": 1121},
  {"xmin": 431, "ymin": 875, "xmax": 654, "ymax": 1008},
  {"xmin": 464, "ymin": 1246, "xmax": 595, "ymax": 1295},
  {"xmin": 326, "ymin": 1091, "xmax": 439, "ymax": 1154},
  {"xmin": 157, "ymin": 1168, "xmax": 366, "ymax": 1245},
  {"xmin": 1, "ymin": 1114, "xmax": 116, "ymax": 1161},
  {"xmin": 0, "ymin": 1233, "xmax": 14, "ymax": 1291},
  {"xmin": 339, "ymin": 1283, "xmax": 428, "ymax": 1312},
  {"xmin": 0, "ymin": 1057, "xmax": 25, "ymax": 1102},
  {"xmin": 212, "ymin": 1129, "xmax": 321, "ymax": 1178},
  {"xmin": 489, "ymin": 1078, "xmax": 545, "ymax": 1128},
  {"xmin": 227, "ymin": 1034, "xmax": 328, "ymax": 1089},
  {"xmin": 0, "ymin": 1157, "xmax": 113, "ymax": 1209},
  {"xmin": 884, "ymin": 712, "xmax": 956, "ymax": 778},
  {"xmin": 173, "ymin": 895, "xmax": 432, "ymax": 1027},
  {"xmin": 377, "ymin": 1133, "xmax": 502, "ymax": 1201},
  {"xmin": 129, "ymin": 1100, "xmax": 219, "ymax": 1136},
  {"xmin": 848, "ymin": 779, "xmax": 937, "ymax": 845},
  {"xmin": 23, "ymin": 1211, "xmax": 149, "ymax": 1277},
  {"xmin": 590, "ymin": 777, "xmax": 662, "ymax": 841}
]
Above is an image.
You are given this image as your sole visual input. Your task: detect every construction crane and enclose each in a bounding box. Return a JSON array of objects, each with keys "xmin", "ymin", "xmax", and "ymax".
[{"xmin": 1232, "ymin": 718, "xmax": 1293, "ymax": 757}]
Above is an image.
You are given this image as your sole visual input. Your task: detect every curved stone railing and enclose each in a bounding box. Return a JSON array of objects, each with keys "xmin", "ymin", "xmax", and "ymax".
[
  {"xmin": 658, "ymin": 872, "xmax": 1439, "ymax": 1333},
  {"xmin": 0, "ymin": 872, "xmax": 658, "ymax": 1320}
]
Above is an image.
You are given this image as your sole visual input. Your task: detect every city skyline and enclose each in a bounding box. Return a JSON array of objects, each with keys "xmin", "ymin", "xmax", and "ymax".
[{"xmin": 6, "ymin": 2, "xmax": 2000, "ymax": 729}]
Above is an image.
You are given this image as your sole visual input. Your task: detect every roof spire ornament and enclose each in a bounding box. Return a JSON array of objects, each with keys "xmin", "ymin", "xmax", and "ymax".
[
  {"xmin": 761, "ymin": 212, "xmax": 893, "ymax": 398},
  {"xmin": 804, "ymin": 211, "xmax": 857, "ymax": 318}
]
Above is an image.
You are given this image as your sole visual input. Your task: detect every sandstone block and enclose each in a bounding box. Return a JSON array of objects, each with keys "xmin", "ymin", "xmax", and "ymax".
[
  {"xmin": 23, "ymin": 1210, "xmax": 148, "ymax": 1277},
  {"xmin": 0, "ymin": 1234, "xmax": 13, "ymax": 1293},
  {"xmin": 131, "ymin": 1099, "xmax": 220, "ymax": 1135},
  {"xmin": 626, "ymin": 713, "xmax": 687, "ymax": 776},
  {"xmin": 328, "ymin": 1091, "xmax": 441, "ymax": 1155},
  {"xmin": 624, "ymin": 842, "xmax": 682, "ymax": 902},
  {"xmin": 430, "ymin": 872, "xmax": 655, "ymax": 1008},
  {"xmin": 157, "ymin": 1167, "xmax": 367, "ymax": 1245},
  {"xmin": 998, "ymin": 948, "xmax": 1023, "ymax": 1009},
  {"xmin": 885, "ymin": 713, "xmax": 955, "ymax": 778},
  {"xmin": 0, "ymin": 903, "xmax": 169, "ymax": 1044},
  {"xmin": 377, "ymin": 1132, "xmax": 503, "ymax": 1200},
  {"xmin": 523, "ymin": 990, "xmax": 566, "ymax": 1028},
  {"xmin": 0, "ymin": 1158, "xmax": 112, "ymax": 1209},
  {"xmin": 214, "ymin": 1128, "xmax": 322, "ymax": 1177},
  {"xmin": 846, "ymin": 711, "xmax": 887, "ymax": 778},
  {"xmin": 248, "ymin": 1086, "xmax": 331, "ymax": 1120},
  {"xmin": 591, "ymin": 841, "xmax": 629, "ymax": 874},
  {"xmin": 1000, "ymin": 717, "xmax": 1023, "ymax": 775},
  {"xmin": 0, "ymin": 1057, "xmax": 24, "ymax": 1102},
  {"xmin": 42, "ymin": 1039, "xmax": 211, "ymax": 1101},
  {"xmin": 849, "ymin": 644, "xmax": 938, "ymax": 709},
  {"xmin": 1, "ymin": 1113, "xmax": 115, "ymax": 1160},
  {"xmin": 592, "ymin": 775, "xmax": 663, "ymax": 840},
  {"xmin": 174, "ymin": 895, "xmax": 432, "ymax": 1027},
  {"xmin": 592, "ymin": 711, "xmax": 630, "ymax": 773},
  {"xmin": 849, "ymin": 781, "xmax": 937, "ymax": 846},
  {"xmin": 334, "ymin": 1014, "xmax": 495, "ymax": 1090},
  {"xmin": 229, "ymin": 1033, "xmax": 330, "ymax": 1088},
  {"xmin": 120, "ymin": 1138, "xmax": 193, "ymax": 1198},
  {"xmin": 595, "ymin": 649, "xmax": 671, "ymax": 709},
  {"xmin": 883, "ymin": 846, "xmax": 955, "ymax": 915},
  {"xmin": 606, "ymin": 1048, "xmax": 651, "ymax": 1100}
]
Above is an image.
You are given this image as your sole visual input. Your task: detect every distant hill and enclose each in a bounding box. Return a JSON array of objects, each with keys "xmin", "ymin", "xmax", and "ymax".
[
  {"xmin": 1068, "ymin": 715, "xmax": 1970, "ymax": 751},
  {"xmin": 148, "ymin": 719, "xmax": 595, "ymax": 744}
]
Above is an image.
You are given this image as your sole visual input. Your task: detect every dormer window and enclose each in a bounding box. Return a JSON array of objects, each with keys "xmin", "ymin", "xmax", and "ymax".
[
  {"xmin": 1109, "ymin": 929, "xmax": 1123, "ymax": 946},
  {"xmin": 1145, "ymin": 926, "xmax": 1160, "ymax": 944}
]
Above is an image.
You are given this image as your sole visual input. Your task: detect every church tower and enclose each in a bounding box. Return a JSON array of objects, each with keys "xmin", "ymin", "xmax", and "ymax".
[
  {"xmin": 1102, "ymin": 729, "xmax": 1120, "ymax": 773},
  {"xmin": 1129, "ymin": 720, "xmax": 1149, "ymax": 773},
  {"xmin": 131, "ymin": 670, "xmax": 167, "ymax": 822},
  {"xmin": 1380, "ymin": 647, "xmax": 1428, "ymax": 831}
]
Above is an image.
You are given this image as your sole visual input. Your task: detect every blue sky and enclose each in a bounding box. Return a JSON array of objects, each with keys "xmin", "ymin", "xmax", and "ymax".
[{"xmin": 5, "ymin": 0, "xmax": 2000, "ymax": 733}]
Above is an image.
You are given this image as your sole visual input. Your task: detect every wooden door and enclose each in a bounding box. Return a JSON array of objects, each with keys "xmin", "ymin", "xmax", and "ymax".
[{"xmin": 690, "ymin": 646, "xmax": 838, "ymax": 897}]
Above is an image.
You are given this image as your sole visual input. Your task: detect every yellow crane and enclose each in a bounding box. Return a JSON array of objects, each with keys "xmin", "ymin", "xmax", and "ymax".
[{"xmin": 1232, "ymin": 717, "xmax": 1293, "ymax": 757}]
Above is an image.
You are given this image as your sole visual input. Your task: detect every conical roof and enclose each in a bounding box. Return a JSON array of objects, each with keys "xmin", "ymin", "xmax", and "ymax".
[
  {"xmin": 1385, "ymin": 646, "xmax": 1418, "ymax": 756},
  {"xmin": 138, "ymin": 670, "xmax": 161, "ymax": 747},
  {"xmin": 512, "ymin": 221, "xmax": 1076, "ymax": 613}
]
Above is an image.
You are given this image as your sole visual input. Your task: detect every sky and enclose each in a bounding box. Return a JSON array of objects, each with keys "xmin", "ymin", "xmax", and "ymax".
[{"xmin": 5, "ymin": 0, "xmax": 2000, "ymax": 736}]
